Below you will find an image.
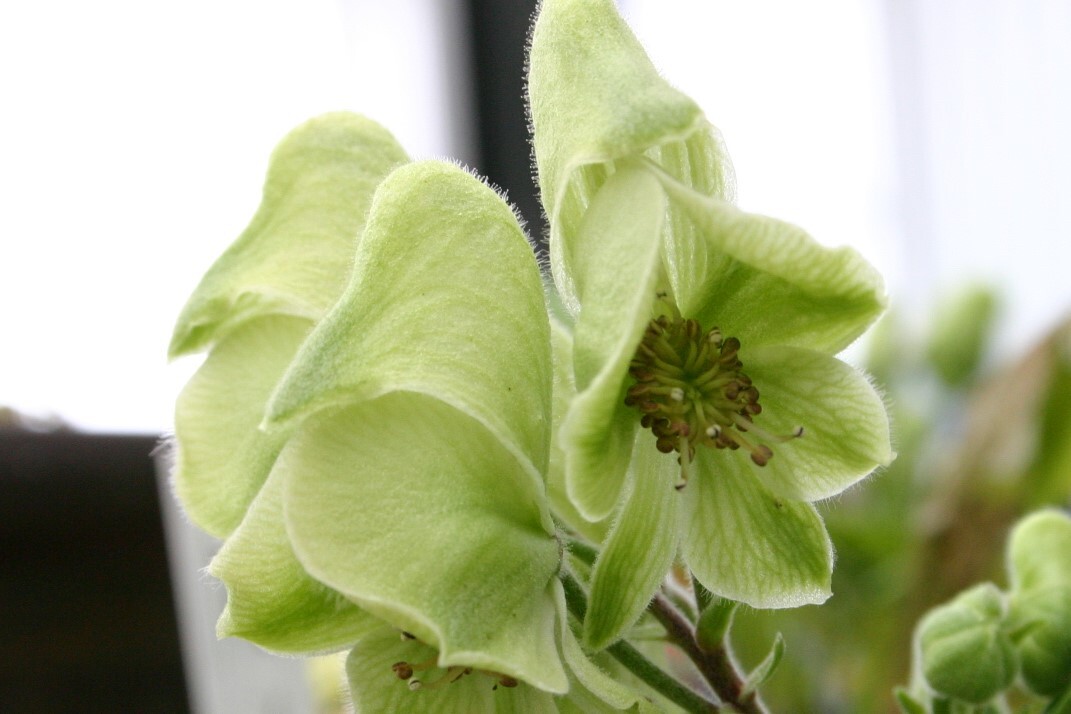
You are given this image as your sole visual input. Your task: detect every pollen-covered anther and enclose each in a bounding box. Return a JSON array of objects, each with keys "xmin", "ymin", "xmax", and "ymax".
[
  {"xmin": 392, "ymin": 643, "xmax": 521, "ymax": 693},
  {"xmin": 393, "ymin": 653, "xmax": 437, "ymax": 682},
  {"xmin": 486, "ymin": 672, "xmax": 519, "ymax": 690},
  {"xmin": 408, "ymin": 666, "xmax": 471, "ymax": 691},
  {"xmin": 625, "ymin": 315, "xmax": 805, "ymax": 477}
]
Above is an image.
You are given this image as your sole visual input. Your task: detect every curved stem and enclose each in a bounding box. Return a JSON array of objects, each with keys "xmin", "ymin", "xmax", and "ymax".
[
  {"xmin": 649, "ymin": 593, "xmax": 765, "ymax": 714},
  {"xmin": 559, "ymin": 571, "xmax": 722, "ymax": 714}
]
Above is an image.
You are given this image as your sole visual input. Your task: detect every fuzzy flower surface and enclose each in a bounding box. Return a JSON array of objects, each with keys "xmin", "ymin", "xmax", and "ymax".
[
  {"xmin": 529, "ymin": 0, "xmax": 894, "ymax": 648},
  {"xmin": 170, "ymin": 116, "xmax": 655, "ymax": 710}
]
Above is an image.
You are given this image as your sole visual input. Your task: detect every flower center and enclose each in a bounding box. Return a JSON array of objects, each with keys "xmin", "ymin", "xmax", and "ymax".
[{"xmin": 625, "ymin": 316, "xmax": 801, "ymax": 476}]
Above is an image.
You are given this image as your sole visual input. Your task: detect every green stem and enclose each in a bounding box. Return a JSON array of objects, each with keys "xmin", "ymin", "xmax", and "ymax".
[
  {"xmin": 562, "ymin": 534, "xmax": 599, "ymax": 567},
  {"xmin": 559, "ymin": 571, "xmax": 721, "ymax": 714},
  {"xmin": 649, "ymin": 594, "xmax": 765, "ymax": 714}
]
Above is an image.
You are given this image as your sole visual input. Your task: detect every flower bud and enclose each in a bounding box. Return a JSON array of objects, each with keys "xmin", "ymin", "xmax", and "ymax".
[
  {"xmin": 1007, "ymin": 510, "xmax": 1071, "ymax": 697},
  {"xmin": 917, "ymin": 583, "xmax": 1017, "ymax": 703},
  {"xmin": 1011, "ymin": 585, "xmax": 1071, "ymax": 697}
]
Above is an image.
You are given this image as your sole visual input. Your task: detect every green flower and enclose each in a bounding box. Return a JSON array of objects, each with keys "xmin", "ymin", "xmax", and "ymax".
[
  {"xmin": 169, "ymin": 112, "xmax": 408, "ymax": 540},
  {"xmin": 169, "ymin": 113, "xmax": 411, "ymax": 654},
  {"xmin": 529, "ymin": 0, "xmax": 893, "ymax": 647},
  {"xmin": 172, "ymin": 125, "xmax": 664, "ymax": 707},
  {"xmin": 171, "ymin": 106, "xmax": 663, "ymax": 708}
]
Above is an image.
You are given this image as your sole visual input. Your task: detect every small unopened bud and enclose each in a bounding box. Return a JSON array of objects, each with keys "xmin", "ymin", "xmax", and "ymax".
[
  {"xmin": 1007, "ymin": 510, "xmax": 1071, "ymax": 697},
  {"xmin": 917, "ymin": 583, "xmax": 1017, "ymax": 703}
]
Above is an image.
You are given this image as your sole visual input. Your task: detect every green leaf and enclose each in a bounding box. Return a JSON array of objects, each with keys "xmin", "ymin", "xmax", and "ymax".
[
  {"xmin": 561, "ymin": 163, "xmax": 665, "ymax": 522},
  {"xmin": 265, "ymin": 160, "xmax": 552, "ymax": 485},
  {"xmin": 744, "ymin": 345, "xmax": 893, "ymax": 502},
  {"xmin": 528, "ymin": 0, "xmax": 732, "ymax": 315},
  {"xmin": 345, "ymin": 623, "xmax": 558, "ymax": 713},
  {"xmin": 741, "ymin": 632, "xmax": 785, "ymax": 697},
  {"xmin": 681, "ymin": 447, "xmax": 833, "ymax": 608},
  {"xmin": 170, "ymin": 113, "xmax": 408, "ymax": 357},
  {"xmin": 584, "ymin": 438, "xmax": 680, "ymax": 650},
  {"xmin": 210, "ymin": 465, "xmax": 376, "ymax": 654},
  {"xmin": 282, "ymin": 392, "xmax": 567, "ymax": 693},
  {"xmin": 652, "ymin": 168, "xmax": 886, "ymax": 354},
  {"xmin": 172, "ymin": 314, "xmax": 309, "ymax": 537}
]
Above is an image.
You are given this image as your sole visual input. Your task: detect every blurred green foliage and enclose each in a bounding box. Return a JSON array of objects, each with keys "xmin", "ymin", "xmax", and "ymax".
[{"xmin": 725, "ymin": 286, "xmax": 1071, "ymax": 712}]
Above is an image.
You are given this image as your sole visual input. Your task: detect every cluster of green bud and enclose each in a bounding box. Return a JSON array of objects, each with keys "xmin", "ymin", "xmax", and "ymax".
[{"xmin": 900, "ymin": 510, "xmax": 1071, "ymax": 711}]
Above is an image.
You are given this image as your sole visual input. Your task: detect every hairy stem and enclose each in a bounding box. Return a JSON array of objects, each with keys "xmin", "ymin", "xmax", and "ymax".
[
  {"xmin": 559, "ymin": 571, "xmax": 722, "ymax": 714},
  {"xmin": 649, "ymin": 593, "xmax": 765, "ymax": 714}
]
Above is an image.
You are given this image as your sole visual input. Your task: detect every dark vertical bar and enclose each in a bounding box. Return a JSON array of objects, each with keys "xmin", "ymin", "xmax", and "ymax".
[{"xmin": 463, "ymin": 0, "xmax": 545, "ymax": 248}]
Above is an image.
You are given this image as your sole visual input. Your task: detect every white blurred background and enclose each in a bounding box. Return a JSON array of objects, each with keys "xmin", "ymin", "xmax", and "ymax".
[{"xmin": 2, "ymin": 0, "xmax": 1069, "ymax": 433}]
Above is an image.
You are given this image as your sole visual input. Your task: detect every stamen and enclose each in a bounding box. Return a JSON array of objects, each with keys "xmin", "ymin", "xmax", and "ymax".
[
  {"xmin": 393, "ymin": 654, "xmax": 438, "ymax": 680},
  {"xmin": 409, "ymin": 666, "xmax": 470, "ymax": 691},
  {"xmin": 392, "ymin": 638, "xmax": 522, "ymax": 694},
  {"xmin": 482, "ymin": 671, "xmax": 520, "ymax": 690},
  {"xmin": 625, "ymin": 314, "xmax": 807, "ymax": 476}
]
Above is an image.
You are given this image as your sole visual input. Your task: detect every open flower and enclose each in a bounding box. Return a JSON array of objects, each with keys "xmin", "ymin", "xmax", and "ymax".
[
  {"xmin": 530, "ymin": 0, "xmax": 894, "ymax": 647},
  {"xmin": 173, "ymin": 133, "xmax": 656, "ymax": 708}
]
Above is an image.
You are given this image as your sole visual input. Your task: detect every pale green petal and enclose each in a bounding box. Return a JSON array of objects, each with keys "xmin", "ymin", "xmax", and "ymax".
[
  {"xmin": 548, "ymin": 319, "xmax": 608, "ymax": 544},
  {"xmin": 682, "ymin": 448, "xmax": 833, "ymax": 608},
  {"xmin": 529, "ymin": 0, "xmax": 732, "ymax": 313},
  {"xmin": 282, "ymin": 392, "xmax": 567, "ymax": 693},
  {"xmin": 585, "ymin": 439, "xmax": 680, "ymax": 650},
  {"xmin": 266, "ymin": 160, "xmax": 552, "ymax": 485},
  {"xmin": 173, "ymin": 314, "xmax": 310, "ymax": 537},
  {"xmin": 211, "ymin": 465, "xmax": 376, "ymax": 654},
  {"xmin": 743, "ymin": 345, "xmax": 893, "ymax": 502},
  {"xmin": 346, "ymin": 623, "xmax": 557, "ymax": 713},
  {"xmin": 562, "ymin": 164, "xmax": 664, "ymax": 522},
  {"xmin": 654, "ymin": 169, "xmax": 886, "ymax": 353},
  {"xmin": 562, "ymin": 623, "xmax": 644, "ymax": 711},
  {"xmin": 170, "ymin": 113, "xmax": 408, "ymax": 357}
]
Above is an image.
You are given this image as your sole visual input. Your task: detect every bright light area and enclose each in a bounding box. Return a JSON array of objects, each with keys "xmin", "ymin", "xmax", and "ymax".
[
  {"xmin": 0, "ymin": 0, "xmax": 472, "ymax": 433},
  {"xmin": 624, "ymin": 0, "xmax": 1071, "ymax": 353},
  {"xmin": 623, "ymin": 0, "xmax": 899, "ymax": 295},
  {"xmin": 3, "ymin": 0, "xmax": 1069, "ymax": 433}
]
